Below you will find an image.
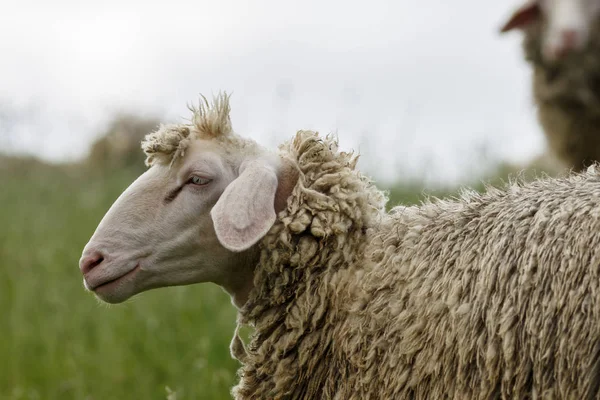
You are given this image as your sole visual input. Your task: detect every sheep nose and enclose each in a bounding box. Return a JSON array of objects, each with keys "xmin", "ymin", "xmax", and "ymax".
[
  {"xmin": 561, "ymin": 29, "xmax": 578, "ymax": 49},
  {"xmin": 549, "ymin": 30, "xmax": 580, "ymax": 60},
  {"xmin": 79, "ymin": 251, "xmax": 105, "ymax": 274}
]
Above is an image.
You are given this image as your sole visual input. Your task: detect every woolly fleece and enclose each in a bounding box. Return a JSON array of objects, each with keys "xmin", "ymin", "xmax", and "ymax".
[{"xmin": 144, "ymin": 95, "xmax": 600, "ymax": 399}]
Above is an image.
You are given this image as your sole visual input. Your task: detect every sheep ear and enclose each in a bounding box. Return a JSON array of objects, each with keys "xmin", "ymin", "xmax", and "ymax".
[
  {"xmin": 500, "ymin": 2, "xmax": 540, "ymax": 33},
  {"xmin": 211, "ymin": 159, "xmax": 279, "ymax": 252}
]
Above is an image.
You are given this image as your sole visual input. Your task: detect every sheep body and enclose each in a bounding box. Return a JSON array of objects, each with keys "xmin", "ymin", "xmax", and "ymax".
[
  {"xmin": 503, "ymin": 2, "xmax": 600, "ymax": 171},
  {"xmin": 83, "ymin": 95, "xmax": 600, "ymax": 398},
  {"xmin": 232, "ymin": 129, "xmax": 600, "ymax": 399}
]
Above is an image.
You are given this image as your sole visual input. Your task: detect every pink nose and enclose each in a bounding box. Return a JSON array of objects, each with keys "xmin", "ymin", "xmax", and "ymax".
[
  {"xmin": 79, "ymin": 251, "xmax": 105, "ymax": 274},
  {"xmin": 561, "ymin": 29, "xmax": 579, "ymax": 50},
  {"xmin": 550, "ymin": 29, "xmax": 581, "ymax": 60}
]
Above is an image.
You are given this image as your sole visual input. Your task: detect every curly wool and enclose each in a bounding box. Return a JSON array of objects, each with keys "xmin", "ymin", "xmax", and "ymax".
[
  {"xmin": 234, "ymin": 130, "xmax": 387, "ymax": 398},
  {"xmin": 522, "ymin": 18, "xmax": 600, "ymax": 171},
  {"xmin": 233, "ymin": 129, "xmax": 600, "ymax": 398}
]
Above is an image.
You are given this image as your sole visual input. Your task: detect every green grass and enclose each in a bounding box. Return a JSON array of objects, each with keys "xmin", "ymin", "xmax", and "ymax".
[
  {"xmin": 0, "ymin": 160, "xmax": 239, "ymax": 400},
  {"xmin": 0, "ymin": 155, "xmax": 531, "ymax": 399}
]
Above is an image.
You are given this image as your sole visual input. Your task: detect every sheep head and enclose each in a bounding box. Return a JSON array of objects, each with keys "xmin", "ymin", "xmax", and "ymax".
[
  {"xmin": 79, "ymin": 94, "xmax": 297, "ymax": 307},
  {"xmin": 500, "ymin": 0, "xmax": 600, "ymax": 61}
]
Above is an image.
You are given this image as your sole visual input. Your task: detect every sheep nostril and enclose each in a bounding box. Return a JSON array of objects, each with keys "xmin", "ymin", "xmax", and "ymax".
[
  {"xmin": 91, "ymin": 257, "xmax": 104, "ymax": 269},
  {"xmin": 80, "ymin": 252, "xmax": 105, "ymax": 274}
]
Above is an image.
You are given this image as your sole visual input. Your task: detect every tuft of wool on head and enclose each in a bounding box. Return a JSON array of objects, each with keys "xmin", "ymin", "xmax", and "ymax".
[
  {"xmin": 141, "ymin": 92, "xmax": 234, "ymax": 167},
  {"xmin": 189, "ymin": 93, "xmax": 233, "ymax": 139}
]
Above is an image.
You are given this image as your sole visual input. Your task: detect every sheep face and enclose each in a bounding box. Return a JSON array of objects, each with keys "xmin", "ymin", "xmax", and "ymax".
[
  {"xmin": 79, "ymin": 137, "xmax": 291, "ymax": 307},
  {"xmin": 501, "ymin": 0, "xmax": 600, "ymax": 61}
]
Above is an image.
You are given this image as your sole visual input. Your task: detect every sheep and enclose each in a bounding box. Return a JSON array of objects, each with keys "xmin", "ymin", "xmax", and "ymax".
[
  {"xmin": 80, "ymin": 93, "xmax": 600, "ymax": 399},
  {"xmin": 501, "ymin": 0, "xmax": 600, "ymax": 61},
  {"xmin": 87, "ymin": 114, "xmax": 160, "ymax": 171},
  {"xmin": 500, "ymin": 0, "xmax": 600, "ymax": 172}
]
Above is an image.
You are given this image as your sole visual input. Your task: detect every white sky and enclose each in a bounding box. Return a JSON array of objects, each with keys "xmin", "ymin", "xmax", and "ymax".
[{"xmin": 0, "ymin": 0, "xmax": 542, "ymax": 185}]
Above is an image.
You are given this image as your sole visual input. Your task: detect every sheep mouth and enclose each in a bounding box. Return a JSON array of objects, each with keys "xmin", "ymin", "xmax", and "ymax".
[{"xmin": 89, "ymin": 264, "xmax": 140, "ymax": 292}]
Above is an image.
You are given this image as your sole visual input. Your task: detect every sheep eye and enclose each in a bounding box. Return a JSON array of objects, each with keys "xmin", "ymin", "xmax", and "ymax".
[{"xmin": 189, "ymin": 176, "xmax": 212, "ymax": 186}]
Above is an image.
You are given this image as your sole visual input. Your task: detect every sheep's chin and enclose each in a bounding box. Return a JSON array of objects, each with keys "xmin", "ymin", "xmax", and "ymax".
[
  {"xmin": 94, "ymin": 291, "xmax": 133, "ymax": 304},
  {"xmin": 93, "ymin": 286, "xmax": 135, "ymax": 304},
  {"xmin": 90, "ymin": 269, "xmax": 141, "ymax": 304}
]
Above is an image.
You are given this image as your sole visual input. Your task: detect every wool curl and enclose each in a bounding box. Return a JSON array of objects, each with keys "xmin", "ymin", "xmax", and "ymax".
[
  {"xmin": 522, "ymin": 17, "xmax": 600, "ymax": 171},
  {"xmin": 232, "ymin": 126, "xmax": 600, "ymax": 398}
]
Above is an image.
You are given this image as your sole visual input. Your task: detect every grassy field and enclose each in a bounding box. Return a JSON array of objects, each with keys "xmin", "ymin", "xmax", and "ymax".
[
  {"xmin": 0, "ymin": 155, "xmax": 533, "ymax": 399},
  {"xmin": 0, "ymin": 159, "xmax": 241, "ymax": 400}
]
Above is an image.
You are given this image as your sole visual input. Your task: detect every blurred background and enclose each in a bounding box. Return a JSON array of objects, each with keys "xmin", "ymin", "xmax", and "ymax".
[{"xmin": 0, "ymin": 0, "xmax": 561, "ymax": 399}]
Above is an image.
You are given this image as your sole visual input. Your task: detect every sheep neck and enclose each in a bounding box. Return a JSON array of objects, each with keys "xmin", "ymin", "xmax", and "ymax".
[{"xmin": 232, "ymin": 130, "xmax": 387, "ymax": 398}]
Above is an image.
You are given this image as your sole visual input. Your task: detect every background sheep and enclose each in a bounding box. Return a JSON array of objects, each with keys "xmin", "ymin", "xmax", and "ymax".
[
  {"xmin": 81, "ymin": 94, "xmax": 600, "ymax": 399},
  {"xmin": 501, "ymin": 0, "xmax": 600, "ymax": 172},
  {"xmin": 87, "ymin": 114, "xmax": 160, "ymax": 173},
  {"xmin": 501, "ymin": 0, "xmax": 600, "ymax": 61}
]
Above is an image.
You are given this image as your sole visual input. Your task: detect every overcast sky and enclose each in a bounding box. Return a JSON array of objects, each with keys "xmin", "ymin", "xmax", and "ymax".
[{"xmin": 0, "ymin": 0, "xmax": 541, "ymax": 185}]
